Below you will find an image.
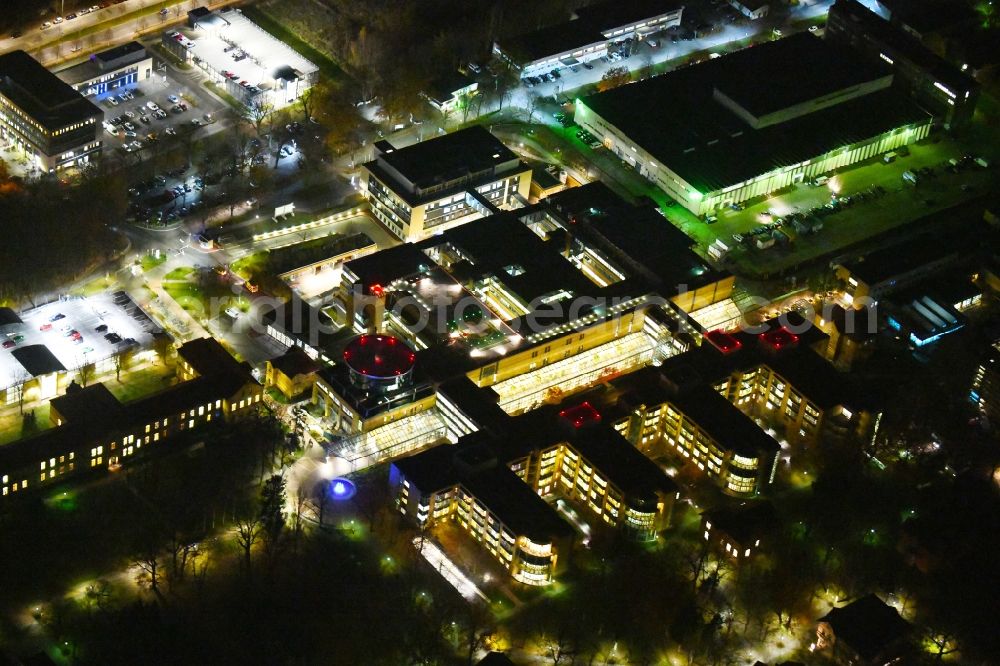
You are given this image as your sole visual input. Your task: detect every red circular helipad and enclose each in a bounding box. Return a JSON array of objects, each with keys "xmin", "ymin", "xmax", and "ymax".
[{"xmin": 342, "ymin": 334, "xmax": 416, "ymax": 378}]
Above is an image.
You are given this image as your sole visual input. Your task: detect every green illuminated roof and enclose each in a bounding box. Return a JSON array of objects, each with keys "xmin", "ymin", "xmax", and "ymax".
[{"xmin": 578, "ymin": 34, "xmax": 931, "ymax": 194}]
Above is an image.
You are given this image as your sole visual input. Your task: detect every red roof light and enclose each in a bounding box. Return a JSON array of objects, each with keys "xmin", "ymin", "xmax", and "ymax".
[
  {"xmin": 559, "ymin": 401, "xmax": 602, "ymax": 429},
  {"xmin": 759, "ymin": 327, "xmax": 800, "ymax": 351},
  {"xmin": 705, "ymin": 329, "xmax": 742, "ymax": 354}
]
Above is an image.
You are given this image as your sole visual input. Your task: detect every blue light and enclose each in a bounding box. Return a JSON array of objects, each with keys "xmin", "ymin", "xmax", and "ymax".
[{"xmin": 328, "ymin": 477, "xmax": 356, "ymax": 501}]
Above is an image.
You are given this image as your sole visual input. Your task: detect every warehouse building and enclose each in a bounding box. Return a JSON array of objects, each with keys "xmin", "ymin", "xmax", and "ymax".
[
  {"xmin": 574, "ymin": 33, "xmax": 933, "ymax": 215},
  {"xmin": 0, "ymin": 50, "xmax": 103, "ymax": 171}
]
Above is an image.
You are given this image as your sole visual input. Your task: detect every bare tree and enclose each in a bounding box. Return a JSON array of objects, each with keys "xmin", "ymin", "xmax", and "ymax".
[
  {"xmin": 9, "ymin": 368, "xmax": 31, "ymax": 416},
  {"xmin": 541, "ymin": 625, "xmax": 577, "ymax": 666},
  {"xmin": 234, "ymin": 515, "xmax": 262, "ymax": 576},
  {"xmin": 314, "ymin": 481, "xmax": 330, "ymax": 526},
  {"xmin": 76, "ymin": 361, "xmax": 95, "ymax": 388},
  {"xmin": 241, "ymin": 99, "xmax": 275, "ymax": 138},
  {"xmin": 152, "ymin": 334, "xmax": 174, "ymax": 367},
  {"xmin": 133, "ymin": 542, "xmax": 163, "ymax": 597},
  {"xmin": 113, "ymin": 346, "xmax": 135, "ymax": 382}
]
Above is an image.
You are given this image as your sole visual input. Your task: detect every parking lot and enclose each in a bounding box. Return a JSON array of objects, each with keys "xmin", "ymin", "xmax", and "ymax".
[
  {"xmin": 665, "ymin": 139, "xmax": 998, "ymax": 276},
  {"xmin": 94, "ymin": 62, "xmax": 227, "ymax": 154},
  {"xmin": 507, "ymin": 0, "xmax": 833, "ymax": 108},
  {"xmin": 1, "ymin": 293, "xmax": 160, "ymax": 385}
]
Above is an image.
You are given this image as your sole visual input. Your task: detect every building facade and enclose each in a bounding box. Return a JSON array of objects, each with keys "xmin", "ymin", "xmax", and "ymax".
[
  {"xmin": 1, "ymin": 338, "xmax": 262, "ymax": 500},
  {"xmin": 826, "ymin": 0, "xmax": 980, "ymax": 129},
  {"xmin": 0, "ymin": 50, "xmax": 103, "ymax": 171},
  {"xmin": 574, "ymin": 33, "xmax": 933, "ymax": 215},
  {"xmin": 55, "ymin": 41, "xmax": 153, "ymax": 98},
  {"xmin": 495, "ymin": 0, "xmax": 684, "ymax": 78},
  {"xmin": 360, "ymin": 127, "xmax": 531, "ymax": 241}
]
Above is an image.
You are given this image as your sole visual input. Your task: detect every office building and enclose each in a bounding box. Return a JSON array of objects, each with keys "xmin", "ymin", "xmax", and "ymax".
[
  {"xmin": 834, "ymin": 225, "xmax": 978, "ymax": 306},
  {"xmin": 313, "ymin": 334, "xmax": 437, "ymax": 435},
  {"xmin": 55, "ymin": 41, "xmax": 154, "ymax": 98},
  {"xmin": 827, "ymin": 0, "xmax": 980, "ymax": 129},
  {"xmin": 970, "ymin": 340, "xmax": 1000, "ymax": 427},
  {"xmin": 574, "ymin": 33, "xmax": 932, "ymax": 215},
  {"xmin": 0, "ymin": 50, "xmax": 103, "ymax": 171},
  {"xmin": 494, "ymin": 0, "xmax": 684, "ymax": 78},
  {"xmin": 391, "ymin": 391, "xmax": 679, "ymax": 583},
  {"xmin": 1, "ymin": 338, "xmax": 262, "ymax": 500},
  {"xmin": 391, "ymin": 440, "xmax": 575, "ymax": 586},
  {"xmin": 359, "ymin": 126, "xmax": 532, "ymax": 241},
  {"xmin": 661, "ymin": 322, "xmax": 877, "ymax": 447},
  {"xmin": 160, "ymin": 7, "xmax": 318, "ymax": 108}
]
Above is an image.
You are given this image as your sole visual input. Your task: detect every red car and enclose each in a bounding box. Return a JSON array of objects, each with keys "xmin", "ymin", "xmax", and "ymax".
[
  {"xmin": 40, "ymin": 323, "xmax": 53, "ymax": 331},
  {"xmin": 2, "ymin": 340, "xmax": 15, "ymax": 350}
]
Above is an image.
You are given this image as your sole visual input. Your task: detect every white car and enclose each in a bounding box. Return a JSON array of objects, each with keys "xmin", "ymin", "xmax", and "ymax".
[
  {"xmin": 107, "ymin": 96, "xmax": 118, "ymax": 106},
  {"xmin": 53, "ymin": 16, "xmax": 64, "ymax": 24},
  {"xmin": 146, "ymin": 101, "xmax": 160, "ymax": 111}
]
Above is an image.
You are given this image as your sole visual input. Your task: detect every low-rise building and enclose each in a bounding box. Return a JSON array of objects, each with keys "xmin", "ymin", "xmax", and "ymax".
[
  {"xmin": 728, "ymin": 0, "xmax": 769, "ymax": 20},
  {"xmin": 265, "ymin": 346, "xmax": 320, "ymax": 400},
  {"xmin": 1, "ymin": 338, "xmax": 261, "ymax": 501},
  {"xmin": 494, "ymin": 0, "xmax": 684, "ymax": 78},
  {"xmin": 658, "ymin": 322, "xmax": 877, "ymax": 449},
  {"xmin": 970, "ymin": 340, "xmax": 1000, "ymax": 428},
  {"xmin": 313, "ymin": 334, "xmax": 435, "ymax": 434},
  {"xmin": 55, "ymin": 41, "xmax": 153, "ymax": 98},
  {"xmin": 0, "ymin": 50, "xmax": 103, "ymax": 171},
  {"xmin": 421, "ymin": 71, "xmax": 478, "ymax": 114},
  {"xmin": 701, "ymin": 501, "xmax": 777, "ymax": 561},
  {"xmin": 359, "ymin": 126, "xmax": 532, "ymax": 241},
  {"xmin": 816, "ymin": 594, "xmax": 913, "ymax": 665}
]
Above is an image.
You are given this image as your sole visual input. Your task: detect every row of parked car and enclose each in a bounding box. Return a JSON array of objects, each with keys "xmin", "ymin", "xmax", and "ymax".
[{"xmin": 40, "ymin": 2, "xmax": 121, "ymax": 29}]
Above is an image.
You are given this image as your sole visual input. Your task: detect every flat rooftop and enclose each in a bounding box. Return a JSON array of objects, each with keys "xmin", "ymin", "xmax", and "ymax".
[
  {"xmin": 704, "ymin": 501, "xmax": 778, "ymax": 543},
  {"xmin": 574, "ymin": 0, "xmax": 685, "ymax": 31},
  {"xmin": 499, "ymin": 20, "xmax": 607, "ymax": 64},
  {"xmin": 667, "ymin": 384, "xmax": 781, "ymax": 458},
  {"xmin": 709, "ymin": 32, "xmax": 890, "ymax": 119},
  {"xmin": 173, "ymin": 8, "xmax": 317, "ymax": 88},
  {"xmin": 579, "ymin": 33, "xmax": 930, "ymax": 193},
  {"xmin": 830, "ymin": 0, "xmax": 978, "ymax": 95},
  {"xmin": 364, "ymin": 126, "xmax": 522, "ymax": 203},
  {"xmin": 56, "ymin": 41, "xmax": 150, "ymax": 86},
  {"xmin": 0, "ymin": 51, "xmax": 102, "ymax": 130},
  {"xmin": 392, "ymin": 441, "xmax": 573, "ymax": 543},
  {"xmin": 500, "ymin": 0, "xmax": 684, "ymax": 65}
]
